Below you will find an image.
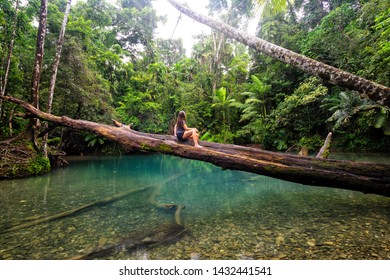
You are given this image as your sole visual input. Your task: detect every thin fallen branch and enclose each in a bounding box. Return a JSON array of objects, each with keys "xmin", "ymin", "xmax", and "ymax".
[{"xmin": 174, "ymin": 204, "xmax": 186, "ymax": 225}]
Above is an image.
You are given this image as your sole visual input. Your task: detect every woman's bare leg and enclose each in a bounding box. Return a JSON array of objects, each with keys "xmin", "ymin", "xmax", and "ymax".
[
  {"xmin": 182, "ymin": 130, "xmax": 194, "ymax": 140},
  {"xmin": 183, "ymin": 129, "xmax": 202, "ymax": 147},
  {"xmin": 192, "ymin": 131, "xmax": 202, "ymax": 147}
]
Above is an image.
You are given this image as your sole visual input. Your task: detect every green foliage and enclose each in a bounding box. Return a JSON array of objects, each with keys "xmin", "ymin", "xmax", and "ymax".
[
  {"xmin": 273, "ymin": 128, "xmax": 288, "ymax": 151},
  {"xmin": 255, "ymin": 0, "xmax": 288, "ymax": 19},
  {"xmin": 324, "ymin": 91, "xmax": 369, "ymax": 130},
  {"xmin": 253, "ymin": 13, "xmax": 305, "ymax": 99},
  {"xmin": 47, "ymin": 137, "xmax": 61, "ymax": 146},
  {"xmin": 116, "ymin": 88, "xmax": 163, "ymax": 131},
  {"xmin": 233, "ymin": 75, "xmax": 272, "ymax": 122},
  {"xmin": 355, "ymin": 0, "xmax": 390, "ymax": 85},
  {"xmin": 300, "ymin": 4, "xmax": 358, "ymax": 69},
  {"xmin": 1, "ymin": 0, "xmax": 389, "ymax": 155},
  {"xmin": 320, "ymin": 90, "xmax": 390, "ymax": 151},
  {"xmin": 322, "ymin": 90, "xmax": 390, "ymax": 136},
  {"xmin": 212, "ymin": 87, "xmax": 230, "ymax": 122},
  {"xmin": 27, "ymin": 155, "xmax": 51, "ymax": 175},
  {"xmin": 263, "ymin": 77, "xmax": 329, "ymax": 150},
  {"xmin": 273, "ymin": 77, "xmax": 328, "ymax": 131},
  {"xmin": 0, "ymin": 140, "xmax": 50, "ymax": 178},
  {"xmin": 202, "ymin": 124, "xmax": 235, "ymax": 144},
  {"xmin": 84, "ymin": 133, "xmax": 106, "ymax": 148},
  {"xmin": 156, "ymin": 38, "xmax": 186, "ymax": 66},
  {"xmin": 298, "ymin": 135, "xmax": 324, "ymax": 153},
  {"xmin": 234, "ymin": 117, "xmax": 272, "ymax": 146}
]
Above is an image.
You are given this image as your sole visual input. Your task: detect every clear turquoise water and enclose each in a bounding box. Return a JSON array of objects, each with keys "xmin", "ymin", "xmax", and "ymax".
[{"xmin": 0, "ymin": 154, "xmax": 389, "ymax": 260}]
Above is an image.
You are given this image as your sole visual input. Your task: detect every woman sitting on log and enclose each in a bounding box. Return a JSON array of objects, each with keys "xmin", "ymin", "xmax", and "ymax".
[{"xmin": 173, "ymin": 111, "xmax": 202, "ymax": 148}]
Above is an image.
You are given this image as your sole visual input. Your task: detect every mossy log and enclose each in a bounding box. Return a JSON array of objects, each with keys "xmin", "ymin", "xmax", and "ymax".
[{"xmin": 2, "ymin": 95, "xmax": 390, "ymax": 197}]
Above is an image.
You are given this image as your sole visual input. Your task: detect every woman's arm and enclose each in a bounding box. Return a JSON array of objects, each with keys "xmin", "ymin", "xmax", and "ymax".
[
  {"xmin": 183, "ymin": 123, "xmax": 198, "ymax": 132},
  {"xmin": 174, "ymin": 124, "xmax": 177, "ymax": 136}
]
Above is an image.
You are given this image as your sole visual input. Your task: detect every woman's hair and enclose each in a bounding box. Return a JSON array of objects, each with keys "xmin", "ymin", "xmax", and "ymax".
[
  {"xmin": 176, "ymin": 111, "xmax": 186, "ymax": 127},
  {"xmin": 178, "ymin": 111, "xmax": 186, "ymax": 120}
]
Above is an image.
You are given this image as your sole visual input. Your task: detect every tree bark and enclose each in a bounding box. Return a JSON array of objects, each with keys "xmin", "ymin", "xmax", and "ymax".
[
  {"xmin": 211, "ymin": 31, "xmax": 225, "ymax": 95},
  {"xmin": 43, "ymin": 0, "xmax": 72, "ymax": 157},
  {"xmin": 46, "ymin": 0, "xmax": 72, "ymax": 115},
  {"xmin": 316, "ymin": 132, "xmax": 332, "ymax": 158},
  {"xmin": 31, "ymin": 0, "xmax": 48, "ymax": 110},
  {"xmin": 29, "ymin": 0, "xmax": 48, "ymax": 147},
  {"xmin": 2, "ymin": 95, "xmax": 390, "ymax": 197},
  {"xmin": 166, "ymin": 0, "xmax": 390, "ymax": 108},
  {"xmin": 0, "ymin": 0, "xmax": 19, "ymax": 116}
]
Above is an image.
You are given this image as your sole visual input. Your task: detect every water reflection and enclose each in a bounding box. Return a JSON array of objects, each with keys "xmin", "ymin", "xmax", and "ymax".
[{"xmin": 0, "ymin": 154, "xmax": 389, "ymax": 260}]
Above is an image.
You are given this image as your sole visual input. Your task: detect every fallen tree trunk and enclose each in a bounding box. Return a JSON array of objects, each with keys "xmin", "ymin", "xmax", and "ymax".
[
  {"xmin": 1, "ymin": 95, "xmax": 390, "ymax": 197},
  {"xmin": 113, "ymin": 121, "xmax": 390, "ymax": 196}
]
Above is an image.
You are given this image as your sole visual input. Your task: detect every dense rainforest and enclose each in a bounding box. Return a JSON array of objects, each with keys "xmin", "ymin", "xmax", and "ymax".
[{"xmin": 0, "ymin": 0, "xmax": 389, "ymax": 177}]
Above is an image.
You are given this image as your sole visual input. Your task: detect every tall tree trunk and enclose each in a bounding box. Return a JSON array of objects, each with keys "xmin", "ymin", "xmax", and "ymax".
[
  {"xmin": 46, "ymin": 0, "xmax": 72, "ymax": 115},
  {"xmin": 211, "ymin": 31, "xmax": 225, "ymax": 96},
  {"xmin": 166, "ymin": 0, "xmax": 390, "ymax": 108},
  {"xmin": 0, "ymin": 0, "xmax": 19, "ymax": 117},
  {"xmin": 31, "ymin": 0, "xmax": 48, "ymax": 110},
  {"xmin": 29, "ymin": 0, "xmax": 48, "ymax": 147},
  {"xmin": 43, "ymin": 0, "xmax": 72, "ymax": 157}
]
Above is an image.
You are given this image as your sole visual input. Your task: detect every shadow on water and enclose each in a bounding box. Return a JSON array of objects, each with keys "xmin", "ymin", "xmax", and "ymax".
[{"xmin": 0, "ymin": 154, "xmax": 389, "ymax": 260}]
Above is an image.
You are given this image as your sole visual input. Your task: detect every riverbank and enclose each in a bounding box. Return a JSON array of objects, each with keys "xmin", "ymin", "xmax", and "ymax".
[{"xmin": 0, "ymin": 141, "xmax": 50, "ymax": 179}]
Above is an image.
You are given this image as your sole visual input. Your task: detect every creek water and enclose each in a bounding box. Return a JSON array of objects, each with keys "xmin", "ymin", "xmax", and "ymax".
[{"xmin": 0, "ymin": 154, "xmax": 389, "ymax": 260}]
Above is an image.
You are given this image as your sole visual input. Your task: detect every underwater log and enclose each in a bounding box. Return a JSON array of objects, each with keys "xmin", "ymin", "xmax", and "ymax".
[
  {"xmin": 0, "ymin": 186, "xmax": 149, "ymax": 234},
  {"xmin": 70, "ymin": 223, "xmax": 187, "ymax": 260},
  {"xmin": 0, "ymin": 173, "xmax": 182, "ymax": 234},
  {"xmin": 70, "ymin": 183, "xmax": 187, "ymax": 260}
]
